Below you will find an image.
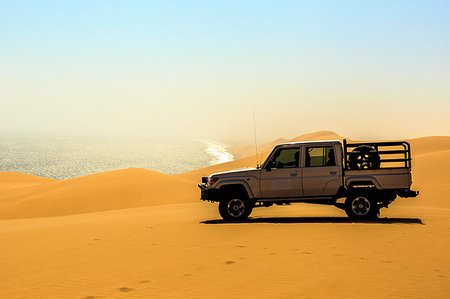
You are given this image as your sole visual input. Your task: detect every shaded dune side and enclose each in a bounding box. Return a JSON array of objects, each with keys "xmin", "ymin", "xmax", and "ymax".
[
  {"xmin": 0, "ymin": 168, "xmax": 197, "ymax": 219},
  {"xmin": 411, "ymin": 149, "xmax": 450, "ymax": 208}
]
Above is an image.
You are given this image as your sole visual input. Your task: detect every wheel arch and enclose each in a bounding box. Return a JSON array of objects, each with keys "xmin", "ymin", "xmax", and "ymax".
[
  {"xmin": 216, "ymin": 180, "xmax": 254, "ymax": 199},
  {"xmin": 345, "ymin": 177, "xmax": 382, "ymax": 190}
]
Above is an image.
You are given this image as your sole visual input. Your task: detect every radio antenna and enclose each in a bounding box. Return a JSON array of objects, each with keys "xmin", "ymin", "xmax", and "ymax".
[{"xmin": 253, "ymin": 108, "xmax": 259, "ymax": 168}]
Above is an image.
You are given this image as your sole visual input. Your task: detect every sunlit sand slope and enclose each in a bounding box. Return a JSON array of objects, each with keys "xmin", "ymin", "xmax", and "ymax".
[
  {"xmin": 0, "ymin": 172, "xmax": 55, "ymax": 192},
  {"xmin": 0, "ymin": 168, "xmax": 197, "ymax": 219}
]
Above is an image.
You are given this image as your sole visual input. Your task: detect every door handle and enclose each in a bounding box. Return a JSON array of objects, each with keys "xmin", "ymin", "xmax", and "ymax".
[
  {"xmin": 330, "ymin": 171, "xmax": 337, "ymax": 175},
  {"xmin": 290, "ymin": 173, "xmax": 297, "ymax": 176}
]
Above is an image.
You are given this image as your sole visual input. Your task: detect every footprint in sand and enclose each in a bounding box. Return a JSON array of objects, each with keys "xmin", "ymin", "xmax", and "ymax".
[
  {"xmin": 118, "ymin": 287, "xmax": 133, "ymax": 292},
  {"xmin": 184, "ymin": 273, "xmax": 193, "ymax": 277},
  {"xmin": 139, "ymin": 280, "xmax": 149, "ymax": 284},
  {"xmin": 301, "ymin": 252, "xmax": 311, "ymax": 255},
  {"xmin": 225, "ymin": 260, "xmax": 236, "ymax": 265},
  {"xmin": 236, "ymin": 245, "xmax": 246, "ymax": 248}
]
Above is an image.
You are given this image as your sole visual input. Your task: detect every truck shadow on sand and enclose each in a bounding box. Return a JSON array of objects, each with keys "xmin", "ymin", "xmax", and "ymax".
[{"xmin": 201, "ymin": 217, "xmax": 424, "ymax": 225}]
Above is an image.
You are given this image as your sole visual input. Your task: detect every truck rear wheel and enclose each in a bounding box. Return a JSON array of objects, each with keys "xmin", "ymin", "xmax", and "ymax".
[
  {"xmin": 345, "ymin": 192, "xmax": 379, "ymax": 219},
  {"xmin": 219, "ymin": 194, "xmax": 254, "ymax": 221}
]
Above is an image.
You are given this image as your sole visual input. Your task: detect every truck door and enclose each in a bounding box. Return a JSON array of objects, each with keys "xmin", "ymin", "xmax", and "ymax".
[
  {"xmin": 302, "ymin": 145, "xmax": 341, "ymax": 196},
  {"xmin": 260, "ymin": 147, "xmax": 303, "ymax": 198}
]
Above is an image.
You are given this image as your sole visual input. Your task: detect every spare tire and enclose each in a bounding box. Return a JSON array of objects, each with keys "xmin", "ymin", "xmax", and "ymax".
[{"xmin": 348, "ymin": 145, "xmax": 380, "ymax": 170}]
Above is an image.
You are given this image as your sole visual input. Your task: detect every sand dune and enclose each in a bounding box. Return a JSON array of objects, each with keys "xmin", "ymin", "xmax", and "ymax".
[
  {"xmin": 229, "ymin": 130, "xmax": 343, "ymax": 160},
  {"xmin": 289, "ymin": 130, "xmax": 344, "ymax": 142},
  {"xmin": 411, "ymin": 149, "xmax": 450, "ymax": 207},
  {"xmin": 408, "ymin": 136, "xmax": 450, "ymax": 156},
  {"xmin": 0, "ymin": 131, "xmax": 449, "ymax": 298},
  {"xmin": 0, "ymin": 168, "xmax": 197, "ymax": 219},
  {"xmin": 0, "ymin": 172, "xmax": 55, "ymax": 192}
]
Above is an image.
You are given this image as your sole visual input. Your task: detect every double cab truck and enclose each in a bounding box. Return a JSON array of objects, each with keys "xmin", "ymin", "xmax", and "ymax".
[{"xmin": 198, "ymin": 139, "xmax": 418, "ymax": 221}]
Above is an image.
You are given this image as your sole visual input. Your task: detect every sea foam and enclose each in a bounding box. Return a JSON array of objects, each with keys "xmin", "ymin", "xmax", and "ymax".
[{"xmin": 201, "ymin": 140, "xmax": 234, "ymax": 165}]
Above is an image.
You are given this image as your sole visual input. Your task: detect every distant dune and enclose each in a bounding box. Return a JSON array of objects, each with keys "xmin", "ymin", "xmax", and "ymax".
[
  {"xmin": 1, "ymin": 131, "xmax": 449, "ymax": 299},
  {"xmin": 229, "ymin": 130, "xmax": 343, "ymax": 159}
]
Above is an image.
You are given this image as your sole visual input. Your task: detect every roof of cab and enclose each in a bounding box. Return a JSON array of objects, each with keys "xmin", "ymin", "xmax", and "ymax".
[{"xmin": 275, "ymin": 140, "xmax": 341, "ymax": 147}]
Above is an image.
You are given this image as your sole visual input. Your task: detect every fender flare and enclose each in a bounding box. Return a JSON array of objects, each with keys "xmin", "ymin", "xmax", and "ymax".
[
  {"xmin": 345, "ymin": 176, "xmax": 382, "ymax": 190},
  {"xmin": 215, "ymin": 180, "xmax": 255, "ymax": 199}
]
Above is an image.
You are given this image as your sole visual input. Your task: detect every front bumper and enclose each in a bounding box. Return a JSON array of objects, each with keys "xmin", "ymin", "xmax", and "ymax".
[{"xmin": 198, "ymin": 184, "xmax": 221, "ymax": 202}]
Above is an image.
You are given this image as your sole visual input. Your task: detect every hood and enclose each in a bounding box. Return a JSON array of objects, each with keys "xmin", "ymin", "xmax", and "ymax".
[{"xmin": 211, "ymin": 167, "xmax": 258, "ymax": 177}]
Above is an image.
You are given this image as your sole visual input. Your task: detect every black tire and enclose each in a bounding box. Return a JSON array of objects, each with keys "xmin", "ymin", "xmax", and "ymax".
[
  {"xmin": 345, "ymin": 192, "xmax": 379, "ymax": 219},
  {"xmin": 348, "ymin": 146, "xmax": 380, "ymax": 170},
  {"xmin": 218, "ymin": 193, "xmax": 254, "ymax": 222}
]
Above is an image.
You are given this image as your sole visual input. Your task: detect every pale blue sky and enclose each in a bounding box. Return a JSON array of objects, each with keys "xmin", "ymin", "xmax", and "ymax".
[{"xmin": 1, "ymin": 1, "xmax": 449, "ymax": 142}]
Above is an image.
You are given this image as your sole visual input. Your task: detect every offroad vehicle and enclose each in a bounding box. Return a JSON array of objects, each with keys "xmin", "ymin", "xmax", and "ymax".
[{"xmin": 198, "ymin": 139, "xmax": 418, "ymax": 221}]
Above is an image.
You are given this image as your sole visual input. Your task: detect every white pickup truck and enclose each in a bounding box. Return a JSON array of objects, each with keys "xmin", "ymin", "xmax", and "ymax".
[{"xmin": 199, "ymin": 139, "xmax": 418, "ymax": 221}]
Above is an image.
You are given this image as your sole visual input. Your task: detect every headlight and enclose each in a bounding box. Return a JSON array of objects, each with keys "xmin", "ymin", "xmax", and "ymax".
[{"xmin": 208, "ymin": 177, "xmax": 219, "ymax": 185}]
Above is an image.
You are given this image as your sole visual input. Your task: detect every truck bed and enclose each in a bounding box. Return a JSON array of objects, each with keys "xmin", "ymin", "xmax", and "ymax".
[{"xmin": 344, "ymin": 168, "xmax": 412, "ymax": 190}]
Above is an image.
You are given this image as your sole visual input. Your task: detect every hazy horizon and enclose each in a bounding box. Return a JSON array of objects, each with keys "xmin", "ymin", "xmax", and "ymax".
[{"xmin": 1, "ymin": 1, "xmax": 449, "ymax": 143}]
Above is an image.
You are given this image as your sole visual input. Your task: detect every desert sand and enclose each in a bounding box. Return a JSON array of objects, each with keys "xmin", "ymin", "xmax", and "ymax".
[{"xmin": 0, "ymin": 131, "xmax": 449, "ymax": 298}]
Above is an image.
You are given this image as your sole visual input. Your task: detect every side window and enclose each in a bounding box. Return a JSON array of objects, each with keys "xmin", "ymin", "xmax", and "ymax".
[
  {"xmin": 267, "ymin": 148, "xmax": 300, "ymax": 169},
  {"xmin": 305, "ymin": 146, "xmax": 335, "ymax": 167}
]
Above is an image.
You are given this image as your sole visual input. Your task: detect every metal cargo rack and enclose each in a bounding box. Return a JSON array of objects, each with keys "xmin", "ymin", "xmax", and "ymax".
[{"xmin": 343, "ymin": 139, "xmax": 412, "ymax": 169}]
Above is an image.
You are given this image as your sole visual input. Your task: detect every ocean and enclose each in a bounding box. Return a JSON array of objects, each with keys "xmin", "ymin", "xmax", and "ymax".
[{"xmin": 0, "ymin": 135, "xmax": 233, "ymax": 179}]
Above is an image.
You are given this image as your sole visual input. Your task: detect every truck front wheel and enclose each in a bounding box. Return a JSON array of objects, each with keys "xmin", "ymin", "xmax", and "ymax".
[
  {"xmin": 219, "ymin": 195, "xmax": 254, "ymax": 221},
  {"xmin": 345, "ymin": 193, "xmax": 379, "ymax": 219}
]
